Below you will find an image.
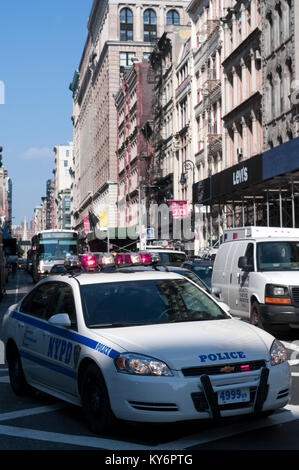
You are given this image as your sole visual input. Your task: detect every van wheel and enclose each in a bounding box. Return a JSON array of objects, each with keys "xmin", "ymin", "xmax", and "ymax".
[{"xmin": 250, "ymin": 301, "xmax": 264, "ymax": 330}]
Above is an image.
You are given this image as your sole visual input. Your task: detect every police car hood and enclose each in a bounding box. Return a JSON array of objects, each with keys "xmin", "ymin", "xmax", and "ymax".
[
  {"xmin": 261, "ymin": 271, "xmax": 299, "ymax": 285},
  {"xmin": 96, "ymin": 319, "xmax": 272, "ymax": 369}
]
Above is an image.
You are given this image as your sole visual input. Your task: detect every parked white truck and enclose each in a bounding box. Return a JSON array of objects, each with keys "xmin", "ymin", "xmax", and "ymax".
[{"xmin": 212, "ymin": 226, "xmax": 299, "ymax": 334}]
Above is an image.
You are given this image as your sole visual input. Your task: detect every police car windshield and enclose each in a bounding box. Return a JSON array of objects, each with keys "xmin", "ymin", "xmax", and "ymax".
[
  {"xmin": 80, "ymin": 279, "xmax": 228, "ymax": 328},
  {"xmin": 257, "ymin": 241, "xmax": 299, "ymax": 271}
]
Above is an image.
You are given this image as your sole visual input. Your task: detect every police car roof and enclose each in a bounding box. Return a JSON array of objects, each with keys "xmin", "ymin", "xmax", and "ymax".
[{"xmin": 74, "ymin": 270, "xmax": 184, "ymax": 285}]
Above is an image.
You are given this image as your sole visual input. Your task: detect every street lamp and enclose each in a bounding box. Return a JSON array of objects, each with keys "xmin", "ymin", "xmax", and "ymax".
[{"xmin": 180, "ymin": 160, "xmax": 195, "ymax": 187}]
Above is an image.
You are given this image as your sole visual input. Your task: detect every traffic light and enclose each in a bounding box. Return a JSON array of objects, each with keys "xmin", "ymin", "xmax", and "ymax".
[{"xmin": 0, "ymin": 147, "xmax": 3, "ymax": 168}]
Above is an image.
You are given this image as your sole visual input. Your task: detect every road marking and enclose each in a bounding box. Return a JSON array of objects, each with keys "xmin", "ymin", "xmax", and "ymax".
[
  {"xmin": 0, "ymin": 376, "xmax": 9, "ymax": 383},
  {"xmin": 288, "ymin": 360, "xmax": 299, "ymax": 366},
  {"xmin": 283, "ymin": 341, "xmax": 299, "ymax": 353},
  {"xmin": 0, "ymin": 404, "xmax": 66, "ymax": 422},
  {"xmin": 155, "ymin": 405, "xmax": 299, "ymax": 450},
  {"xmin": 0, "ymin": 404, "xmax": 297, "ymax": 450}
]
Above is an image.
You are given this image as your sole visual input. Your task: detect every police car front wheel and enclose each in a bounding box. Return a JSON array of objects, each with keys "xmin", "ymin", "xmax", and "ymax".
[
  {"xmin": 81, "ymin": 364, "xmax": 115, "ymax": 434},
  {"xmin": 7, "ymin": 343, "xmax": 32, "ymax": 396}
]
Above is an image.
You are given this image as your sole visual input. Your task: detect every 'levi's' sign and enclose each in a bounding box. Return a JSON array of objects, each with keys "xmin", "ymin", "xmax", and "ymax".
[{"xmin": 233, "ymin": 166, "xmax": 248, "ymax": 186}]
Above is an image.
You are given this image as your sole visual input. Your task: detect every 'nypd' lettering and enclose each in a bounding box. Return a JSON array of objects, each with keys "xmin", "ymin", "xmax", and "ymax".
[
  {"xmin": 199, "ymin": 352, "xmax": 246, "ymax": 363},
  {"xmin": 48, "ymin": 337, "xmax": 73, "ymax": 364}
]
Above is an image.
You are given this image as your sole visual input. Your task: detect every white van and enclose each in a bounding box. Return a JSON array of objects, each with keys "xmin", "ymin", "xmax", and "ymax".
[{"xmin": 212, "ymin": 226, "xmax": 299, "ymax": 333}]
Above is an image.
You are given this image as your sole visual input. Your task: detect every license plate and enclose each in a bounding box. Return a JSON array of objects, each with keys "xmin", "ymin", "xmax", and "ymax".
[{"xmin": 218, "ymin": 388, "xmax": 250, "ymax": 405}]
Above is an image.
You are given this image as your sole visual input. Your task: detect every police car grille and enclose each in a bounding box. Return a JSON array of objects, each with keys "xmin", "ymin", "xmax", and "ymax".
[
  {"xmin": 191, "ymin": 387, "xmax": 257, "ymax": 412},
  {"xmin": 291, "ymin": 287, "xmax": 299, "ymax": 304},
  {"xmin": 128, "ymin": 401, "xmax": 179, "ymax": 412},
  {"xmin": 182, "ymin": 360, "xmax": 266, "ymax": 377}
]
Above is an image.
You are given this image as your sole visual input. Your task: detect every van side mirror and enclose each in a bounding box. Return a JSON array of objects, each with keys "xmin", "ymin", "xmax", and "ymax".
[{"xmin": 238, "ymin": 256, "xmax": 253, "ymax": 271}]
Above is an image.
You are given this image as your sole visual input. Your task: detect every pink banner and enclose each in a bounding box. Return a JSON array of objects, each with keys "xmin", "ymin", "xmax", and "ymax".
[
  {"xmin": 83, "ymin": 217, "xmax": 90, "ymax": 232},
  {"xmin": 169, "ymin": 200, "xmax": 188, "ymax": 218}
]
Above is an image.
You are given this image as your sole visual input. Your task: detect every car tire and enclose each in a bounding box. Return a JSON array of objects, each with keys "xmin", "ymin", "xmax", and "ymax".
[
  {"xmin": 7, "ymin": 344, "xmax": 32, "ymax": 396},
  {"xmin": 250, "ymin": 301, "xmax": 264, "ymax": 330},
  {"xmin": 81, "ymin": 364, "xmax": 116, "ymax": 435}
]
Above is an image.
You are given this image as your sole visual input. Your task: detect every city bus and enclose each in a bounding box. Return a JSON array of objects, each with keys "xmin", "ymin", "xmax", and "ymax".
[{"xmin": 31, "ymin": 230, "xmax": 79, "ymax": 283}]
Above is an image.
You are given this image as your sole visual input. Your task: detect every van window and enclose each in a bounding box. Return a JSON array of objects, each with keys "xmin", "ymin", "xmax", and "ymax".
[
  {"xmin": 257, "ymin": 241, "xmax": 299, "ymax": 271},
  {"xmin": 245, "ymin": 243, "xmax": 254, "ymax": 268}
]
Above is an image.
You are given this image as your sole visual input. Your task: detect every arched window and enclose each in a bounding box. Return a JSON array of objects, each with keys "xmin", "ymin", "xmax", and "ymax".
[
  {"xmin": 167, "ymin": 9, "xmax": 180, "ymax": 25},
  {"xmin": 120, "ymin": 7, "xmax": 133, "ymax": 41},
  {"xmin": 144, "ymin": 9, "xmax": 157, "ymax": 42}
]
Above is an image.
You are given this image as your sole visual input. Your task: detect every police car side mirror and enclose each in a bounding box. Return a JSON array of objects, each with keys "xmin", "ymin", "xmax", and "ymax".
[{"xmin": 48, "ymin": 313, "xmax": 72, "ymax": 328}]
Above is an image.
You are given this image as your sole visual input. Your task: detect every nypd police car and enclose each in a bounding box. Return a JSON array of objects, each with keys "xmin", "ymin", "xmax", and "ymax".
[{"xmin": 1, "ymin": 254, "xmax": 291, "ymax": 434}]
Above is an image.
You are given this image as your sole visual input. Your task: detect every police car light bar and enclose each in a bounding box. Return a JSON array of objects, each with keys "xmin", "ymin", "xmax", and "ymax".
[
  {"xmin": 139, "ymin": 252, "xmax": 160, "ymax": 266},
  {"xmin": 79, "ymin": 253, "xmax": 98, "ymax": 272},
  {"xmin": 115, "ymin": 253, "xmax": 141, "ymax": 267},
  {"xmin": 64, "ymin": 255, "xmax": 81, "ymax": 272}
]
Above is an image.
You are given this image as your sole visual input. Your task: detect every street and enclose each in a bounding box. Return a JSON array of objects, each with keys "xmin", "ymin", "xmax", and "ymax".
[{"xmin": 0, "ymin": 270, "xmax": 299, "ymax": 454}]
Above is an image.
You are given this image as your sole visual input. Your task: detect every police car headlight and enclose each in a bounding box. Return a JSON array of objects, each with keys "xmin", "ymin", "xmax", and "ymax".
[
  {"xmin": 270, "ymin": 340, "xmax": 287, "ymax": 366},
  {"xmin": 114, "ymin": 353, "xmax": 173, "ymax": 376}
]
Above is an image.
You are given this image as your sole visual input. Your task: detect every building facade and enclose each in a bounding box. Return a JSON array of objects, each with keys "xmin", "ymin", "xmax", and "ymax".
[
  {"xmin": 262, "ymin": 0, "xmax": 299, "ymax": 149},
  {"xmin": 70, "ymin": 0, "xmax": 190, "ymax": 247},
  {"xmin": 115, "ymin": 59, "xmax": 154, "ymax": 246},
  {"xmin": 53, "ymin": 143, "xmax": 73, "ymax": 229}
]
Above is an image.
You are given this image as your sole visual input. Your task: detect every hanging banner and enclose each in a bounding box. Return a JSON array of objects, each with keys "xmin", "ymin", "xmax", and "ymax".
[
  {"xmin": 169, "ymin": 200, "xmax": 188, "ymax": 218},
  {"xmin": 99, "ymin": 210, "xmax": 108, "ymax": 230},
  {"xmin": 83, "ymin": 217, "xmax": 90, "ymax": 232}
]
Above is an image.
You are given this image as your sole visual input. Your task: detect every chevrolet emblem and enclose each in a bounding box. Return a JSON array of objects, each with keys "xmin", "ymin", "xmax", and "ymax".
[{"xmin": 220, "ymin": 365, "xmax": 235, "ymax": 373}]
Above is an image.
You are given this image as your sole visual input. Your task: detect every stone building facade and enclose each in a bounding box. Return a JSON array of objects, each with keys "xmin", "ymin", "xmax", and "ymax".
[
  {"xmin": 262, "ymin": 0, "xmax": 299, "ymax": 149},
  {"xmin": 114, "ymin": 60, "xmax": 154, "ymax": 241},
  {"xmin": 70, "ymin": 0, "xmax": 190, "ymax": 245},
  {"xmin": 222, "ymin": 0, "xmax": 263, "ymax": 167}
]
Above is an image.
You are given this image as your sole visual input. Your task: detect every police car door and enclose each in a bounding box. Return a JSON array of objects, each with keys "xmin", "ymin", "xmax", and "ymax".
[
  {"xmin": 41, "ymin": 282, "xmax": 78, "ymax": 396},
  {"xmin": 17, "ymin": 282, "xmax": 58, "ymax": 383}
]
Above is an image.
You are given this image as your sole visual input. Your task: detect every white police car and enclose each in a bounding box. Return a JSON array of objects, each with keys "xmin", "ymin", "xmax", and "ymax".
[{"xmin": 1, "ymin": 255, "xmax": 291, "ymax": 434}]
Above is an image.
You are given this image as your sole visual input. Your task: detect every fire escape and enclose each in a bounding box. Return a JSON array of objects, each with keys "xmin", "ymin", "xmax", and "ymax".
[{"xmin": 145, "ymin": 33, "xmax": 174, "ymax": 206}]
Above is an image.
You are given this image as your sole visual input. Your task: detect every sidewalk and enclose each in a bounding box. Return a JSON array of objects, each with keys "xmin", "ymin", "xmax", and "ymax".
[{"xmin": 0, "ymin": 269, "xmax": 33, "ymax": 322}]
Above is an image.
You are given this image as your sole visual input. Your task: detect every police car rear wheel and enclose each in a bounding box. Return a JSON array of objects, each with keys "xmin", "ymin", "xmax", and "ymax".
[
  {"xmin": 81, "ymin": 364, "xmax": 115, "ymax": 434},
  {"xmin": 7, "ymin": 344, "xmax": 31, "ymax": 396}
]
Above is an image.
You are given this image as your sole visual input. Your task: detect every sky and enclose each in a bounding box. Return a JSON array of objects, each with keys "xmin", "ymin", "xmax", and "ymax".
[{"xmin": 0, "ymin": 0, "xmax": 93, "ymax": 226}]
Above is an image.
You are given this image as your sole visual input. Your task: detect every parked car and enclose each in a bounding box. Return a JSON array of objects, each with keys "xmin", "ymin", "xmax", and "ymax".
[
  {"xmin": 181, "ymin": 259, "xmax": 214, "ymax": 287},
  {"xmin": 144, "ymin": 249, "xmax": 187, "ymax": 267}
]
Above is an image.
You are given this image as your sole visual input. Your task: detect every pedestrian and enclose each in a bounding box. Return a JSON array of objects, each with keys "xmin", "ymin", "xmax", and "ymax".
[{"xmin": 11, "ymin": 256, "xmax": 18, "ymax": 277}]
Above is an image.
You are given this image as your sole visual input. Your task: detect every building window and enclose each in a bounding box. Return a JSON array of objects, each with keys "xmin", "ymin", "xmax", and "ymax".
[
  {"xmin": 144, "ymin": 9, "xmax": 157, "ymax": 42},
  {"xmin": 120, "ymin": 52, "xmax": 135, "ymax": 68},
  {"xmin": 167, "ymin": 9, "xmax": 180, "ymax": 25},
  {"xmin": 120, "ymin": 7, "xmax": 133, "ymax": 41},
  {"xmin": 64, "ymin": 160, "xmax": 68, "ymax": 167},
  {"xmin": 66, "ymin": 150, "xmax": 69, "ymax": 157}
]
